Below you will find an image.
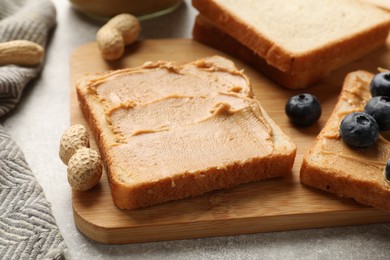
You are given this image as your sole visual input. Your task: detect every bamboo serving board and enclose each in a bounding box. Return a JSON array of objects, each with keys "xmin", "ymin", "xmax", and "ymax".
[{"xmin": 70, "ymin": 38, "xmax": 390, "ymax": 244}]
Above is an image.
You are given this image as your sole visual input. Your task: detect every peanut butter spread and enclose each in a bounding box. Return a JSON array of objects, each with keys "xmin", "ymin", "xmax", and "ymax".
[
  {"xmin": 313, "ymin": 71, "xmax": 390, "ymax": 185},
  {"xmin": 85, "ymin": 56, "xmax": 275, "ymax": 183}
]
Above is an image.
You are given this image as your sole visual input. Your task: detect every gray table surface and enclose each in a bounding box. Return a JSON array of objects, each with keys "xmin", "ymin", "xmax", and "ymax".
[{"xmin": 2, "ymin": 0, "xmax": 390, "ymax": 259}]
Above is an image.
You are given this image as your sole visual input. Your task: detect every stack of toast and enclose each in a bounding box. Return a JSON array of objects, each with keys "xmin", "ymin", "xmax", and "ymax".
[{"xmin": 192, "ymin": 0, "xmax": 390, "ymax": 89}]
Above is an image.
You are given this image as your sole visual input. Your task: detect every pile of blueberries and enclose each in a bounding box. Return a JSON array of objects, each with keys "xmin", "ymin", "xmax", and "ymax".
[
  {"xmin": 285, "ymin": 71, "xmax": 390, "ymax": 181},
  {"xmin": 340, "ymin": 72, "xmax": 390, "ymax": 148},
  {"xmin": 341, "ymin": 71, "xmax": 390, "ymax": 182}
]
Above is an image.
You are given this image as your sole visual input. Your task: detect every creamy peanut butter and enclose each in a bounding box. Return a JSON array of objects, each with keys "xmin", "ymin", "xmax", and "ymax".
[
  {"xmin": 87, "ymin": 57, "xmax": 274, "ymax": 183},
  {"xmin": 314, "ymin": 72, "xmax": 390, "ymax": 184},
  {"xmin": 87, "ymin": 58, "xmax": 252, "ymax": 107}
]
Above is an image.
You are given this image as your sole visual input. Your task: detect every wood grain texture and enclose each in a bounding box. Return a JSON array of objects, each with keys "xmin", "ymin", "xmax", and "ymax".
[{"xmin": 70, "ymin": 38, "xmax": 390, "ymax": 244}]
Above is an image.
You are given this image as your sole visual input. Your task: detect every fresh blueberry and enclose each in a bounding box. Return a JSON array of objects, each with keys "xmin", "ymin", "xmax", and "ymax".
[
  {"xmin": 370, "ymin": 72, "xmax": 390, "ymax": 97},
  {"xmin": 285, "ymin": 93, "xmax": 321, "ymax": 126},
  {"xmin": 385, "ymin": 159, "xmax": 390, "ymax": 182},
  {"xmin": 364, "ymin": 96, "xmax": 390, "ymax": 130},
  {"xmin": 340, "ymin": 112, "xmax": 379, "ymax": 148}
]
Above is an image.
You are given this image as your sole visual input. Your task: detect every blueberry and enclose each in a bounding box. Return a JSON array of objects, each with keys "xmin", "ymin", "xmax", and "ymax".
[
  {"xmin": 370, "ymin": 72, "xmax": 390, "ymax": 97},
  {"xmin": 385, "ymin": 159, "xmax": 390, "ymax": 182},
  {"xmin": 340, "ymin": 112, "xmax": 379, "ymax": 148},
  {"xmin": 364, "ymin": 96, "xmax": 390, "ymax": 130},
  {"xmin": 285, "ymin": 93, "xmax": 321, "ymax": 126}
]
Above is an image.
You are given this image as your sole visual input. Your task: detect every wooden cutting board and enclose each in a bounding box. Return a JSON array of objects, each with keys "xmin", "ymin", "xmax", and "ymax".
[{"xmin": 70, "ymin": 38, "xmax": 390, "ymax": 244}]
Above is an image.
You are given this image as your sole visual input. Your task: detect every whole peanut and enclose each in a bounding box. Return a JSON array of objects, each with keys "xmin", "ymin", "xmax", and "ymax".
[
  {"xmin": 0, "ymin": 40, "xmax": 44, "ymax": 66},
  {"xmin": 59, "ymin": 124, "xmax": 90, "ymax": 165},
  {"xmin": 67, "ymin": 147, "xmax": 103, "ymax": 191},
  {"xmin": 96, "ymin": 13, "xmax": 141, "ymax": 60}
]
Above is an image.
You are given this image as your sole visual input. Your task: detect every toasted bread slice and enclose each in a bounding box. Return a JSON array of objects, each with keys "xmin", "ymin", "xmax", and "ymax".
[
  {"xmin": 192, "ymin": 0, "xmax": 390, "ymax": 89},
  {"xmin": 300, "ymin": 70, "xmax": 390, "ymax": 211},
  {"xmin": 76, "ymin": 56, "xmax": 296, "ymax": 209}
]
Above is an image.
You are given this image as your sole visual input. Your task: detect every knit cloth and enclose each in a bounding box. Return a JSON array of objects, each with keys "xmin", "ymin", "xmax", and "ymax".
[
  {"xmin": 0, "ymin": 0, "xmax": 68, "ymax": 259},
  {"xmin": 0, "ymin": 0, "xmax": 55, "ymax": 116}
]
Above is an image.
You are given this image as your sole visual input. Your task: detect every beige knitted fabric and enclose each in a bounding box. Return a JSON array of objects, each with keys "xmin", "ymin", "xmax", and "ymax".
[{"xmin": 0, "ymin": 0, "xmax": 55, "ymax": 116}]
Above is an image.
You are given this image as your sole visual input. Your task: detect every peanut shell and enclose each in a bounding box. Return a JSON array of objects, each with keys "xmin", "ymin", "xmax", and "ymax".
[
  {"xmin": 59, "ymin": 124, "xmax": 89, "ymax": 165},
  {"xmin": 67, "ymin": 147, "xmax": 103, "ymax": 191}
]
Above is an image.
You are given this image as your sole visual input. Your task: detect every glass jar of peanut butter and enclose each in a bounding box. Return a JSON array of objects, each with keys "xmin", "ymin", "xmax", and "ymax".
[{"xmin": 70, "ymin": 0, "xmax": 183, "ymax": 20}]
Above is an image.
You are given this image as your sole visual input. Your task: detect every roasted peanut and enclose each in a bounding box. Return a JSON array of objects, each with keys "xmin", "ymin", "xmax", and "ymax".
[
  {"xmin": 96, "ymin": 13, "xmax": 141, "ymax": 60},
  {"xmin": 67, "ymin": 147, "xmax": 102, "ymax": 191},
  {"xmin": 59, "ymin": 124, "xmax": 90, "ymax": 165},
  {"xmin": 0, "ymin": 40, "xmax": 44, "ymax": 66}
]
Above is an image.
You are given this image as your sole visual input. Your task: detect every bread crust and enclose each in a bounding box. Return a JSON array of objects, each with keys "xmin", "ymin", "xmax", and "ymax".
[
  {"xmin": 192, "ymin": 0, "xmax": 390, "ymax": 88},
  {"xmin": 300, "ymin": 71, "xmax": 390, "ymax": 211},
  {"xmin": 301, "ymin": 157, "xmax": 390, "ymax": 210},
  {"xmin": 110, "ymin": 154, "xmax": 295, "ymax": 209},
  {"xmin": 76, "ymin": 58, "xmax": 296, "ymax": 209}
]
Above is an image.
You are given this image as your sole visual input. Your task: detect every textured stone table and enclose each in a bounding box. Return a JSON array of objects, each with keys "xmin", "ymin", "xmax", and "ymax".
[{"xmin": 2, "ymin": 0, "xmax": 390, "ymax": 258}]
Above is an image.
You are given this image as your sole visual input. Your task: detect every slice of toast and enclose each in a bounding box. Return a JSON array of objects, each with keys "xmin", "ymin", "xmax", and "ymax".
[
  {"xmin": 300, "ymin": 70, "xmax": 390, "ymax": 211},
  {"xmin": 192, "ymin": 0, "xmax": 390, "ymax": 89},
  {"xmin": 76, "ymin": 56, "xmax": 296, "ymax": 209}
]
